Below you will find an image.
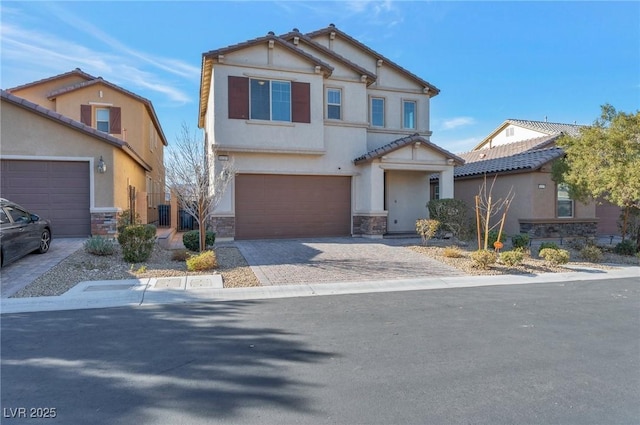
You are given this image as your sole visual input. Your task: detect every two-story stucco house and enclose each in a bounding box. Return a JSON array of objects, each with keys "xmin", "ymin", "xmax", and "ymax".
[
  {"xmin": 198, "ymin": 25, "xmax": 463, "ymax": 240},
  {"xmin": 1, "ymin": 69, "xmax": 168, "ymax": 236}
]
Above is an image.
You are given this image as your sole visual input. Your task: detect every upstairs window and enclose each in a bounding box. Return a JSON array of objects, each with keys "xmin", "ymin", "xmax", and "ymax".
[
  {"xmin": 250, "ymin": 79, "xmax": 291, "ymax": 122},
  {"xmin": 506, "ymin": 127, "xmax": 515, "ymax": 137},
  {"xmin": 96, "ymin": 108, "xmax": 110, "ymax": 133},
  {"xmin": 327, "ymin": 88, "xmax": 341, "ymax": 119},
  {"xmin": 371, "ymin": 97, "xmax": 385, "ymax": 127},
  {"xmin": 403, "ymin": 100, "xmax": 416, "ymax": 129},
  {"xmin": 80, "ymin": 105, "xmax": 121, "ymax": 134},
  {"xmin": 557, "ymin": 183, "xmax": 574, "ymax": 218}
]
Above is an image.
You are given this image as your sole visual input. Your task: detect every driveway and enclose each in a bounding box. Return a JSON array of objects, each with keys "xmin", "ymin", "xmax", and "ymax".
[
  {"xmin": 235, "ymin": 237, "xmax": 464, "ymax": 285},
  {"xmin": 1, "ymin": 238, "xmax": 86, "ymax": 298}
]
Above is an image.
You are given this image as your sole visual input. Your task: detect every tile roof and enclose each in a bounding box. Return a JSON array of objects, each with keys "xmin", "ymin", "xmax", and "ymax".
[
  {"xmin": 505, "ymin": 119, "xmax": 584, "ymax": 137},
  {"xmin": 45, "ymin": 76, "xmax": 169, "ymax": 147},
  {"xmin": 305, "ymin": 24, "xmax": 440, "ymax": 96},
  {"xmin": 459, "ymin": 134, "xmax": 560, "ymax": 163},
  {"xmin": 354, "ymin": 133, "xmax": 465, "ymax": 165},
  {"xmin": 6, "ymin": 68, "xmax": 96, "ymax": 92},
  {"xmin": 279, "ymin": 29, "xmax": 376, "ymax": 85},
  {"xmin": 451, "ymin": 146, "xmax": 565, "ymax": 179},
  {"xmin": 1, "ymin": 90, "xmax": 152, "ymax": 171}
]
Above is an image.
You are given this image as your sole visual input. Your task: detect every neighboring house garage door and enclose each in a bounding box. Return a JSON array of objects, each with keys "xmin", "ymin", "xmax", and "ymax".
[
  {"xmin": 235, "ymin": 174, "xmax": 351, "ymax": 239},
  {"xmin": 0, "ymin": 160, "xmax": 91, "ymax": 237}
]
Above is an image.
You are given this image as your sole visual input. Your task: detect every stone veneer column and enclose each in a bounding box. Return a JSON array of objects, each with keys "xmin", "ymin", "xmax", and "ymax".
[
  {"xmin": 91, "ymin": 211, "xmax": 118, "ymax": 236},
  {"xmin": 210, "ymin": 216, "xmax": 235, "ymax": 240}
]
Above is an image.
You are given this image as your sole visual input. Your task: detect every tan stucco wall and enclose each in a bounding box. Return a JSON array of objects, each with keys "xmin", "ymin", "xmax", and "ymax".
[
  {"xmin": 1, "ymin": 99, "xmax": 149, "ymax": 213},
  {"xmin": 9, "ymin": 74, "xmax": 89, "ymax": 111},
  {"xmin": 454, "ymin": 171, "xmax": 596, "ymax": 236}
]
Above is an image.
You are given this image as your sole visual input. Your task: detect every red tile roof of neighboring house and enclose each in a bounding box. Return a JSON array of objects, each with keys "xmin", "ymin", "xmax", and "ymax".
[
  {"xmin": 305, "ymin": 24, "xmax": 440, "ymax": 96},
  {"xmin": 1, "ymin": 89, "xmax": 152, "ymax": 171},
  {"xmin": 354, "ymin": 133, "xmax": 465, "ymax": 165}
]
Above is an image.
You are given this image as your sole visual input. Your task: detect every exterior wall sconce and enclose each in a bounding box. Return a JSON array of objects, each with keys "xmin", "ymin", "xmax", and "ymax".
[
  {"xmin": 97, "ymin": 156, "xmax": 107, "ymax": 173},
  {"xmin": 538, "ymin": 184, "xmax": 546, "ymax": 189}
]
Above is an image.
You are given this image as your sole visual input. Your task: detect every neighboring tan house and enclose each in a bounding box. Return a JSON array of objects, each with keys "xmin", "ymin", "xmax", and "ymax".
[
  {"xmin": 1, "ymin": 69, "xmax": 168, "ymax": 237},
  {"xmin": 444, "ymin": 119, "xmax": 610, "ymax": 239},
  {"xmin": 198, "ymin": 25, "xmax": 462, "ymax": 240}
]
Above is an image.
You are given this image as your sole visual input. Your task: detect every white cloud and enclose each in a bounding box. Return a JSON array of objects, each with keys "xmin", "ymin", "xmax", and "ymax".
[{"xmin": 441, "ymin": 117, "xmax": 477, "ymax": 130}]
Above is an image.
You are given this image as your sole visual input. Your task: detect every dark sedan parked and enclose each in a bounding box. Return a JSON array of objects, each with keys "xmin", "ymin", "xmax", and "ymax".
[{"xmin": 0, "ymin": 198, "xmax": 52, "ymax": 267}]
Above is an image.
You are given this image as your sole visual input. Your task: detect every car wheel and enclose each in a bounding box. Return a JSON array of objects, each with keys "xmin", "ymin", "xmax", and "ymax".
[{"xmin": 38, "ymin": 229, "xmax": 51, "ymax": 253}]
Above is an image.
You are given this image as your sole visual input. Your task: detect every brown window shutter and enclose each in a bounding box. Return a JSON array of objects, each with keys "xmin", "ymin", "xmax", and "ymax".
[
  {"xmin": 291, "ymin": 82, "xmax": 310, "ymax": 123},
  {"xmin": 80, "ymin": 104, "xmax": 91, "ymax": 126},
  {"xmin": 228, "ymin": 76, "xmax": 249, "ymax": 119},
  {"xmin": 110, "ymin": 107, "xmax": 121, "ymax": 134}
]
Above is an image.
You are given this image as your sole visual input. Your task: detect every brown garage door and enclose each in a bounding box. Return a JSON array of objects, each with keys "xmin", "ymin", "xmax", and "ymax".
[
  {"xmin": 0, "ymin": 160, "xmax": 91, "ymax": 237},
  {"xmin": 235, "ymin": 174, "xmax": 351, "ymax": 240}
]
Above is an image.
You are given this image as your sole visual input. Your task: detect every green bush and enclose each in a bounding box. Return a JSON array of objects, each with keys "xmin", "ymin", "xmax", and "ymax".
[
  {"xmin": 539, "ymin": 248, "xmax": 570, "ymax": 265},
  {"xmin": 182, "ymin": 230, "xmax": 216, "ymax": 252},
  {"xmin": 416, "ymin": 219, "xmax": 440, "ymax": 245},
  {"xmin": 614, "ymin": 239, "xmax": 638, "ymax": 256},
  {"xmin": 538, "ymin": 241, "xmax": 560, "ymax": 253},
  {"xmin": 511, "ymin": 234, "xmax": 530, "ymax": 250},
  {"xmin": 427, "ymin": 198, "xmax": 471, "ymax": 239},
  {"xmin": 117, "ymin": 209, "xmax": 141, "ymax": 233},
  {"xmin": 470, "ymin": 249, "xmax": 497, "ymax": 269},
  {"xmin": 117, "ymin": 224, "xmax": 156, "ymax": 263},
  {"xmin": 580, "ymin": 245, "xmax": 603, "ymax": 262},
  {"xmin": 500, "ymin": 250, "xmax": 524, "ymax": 267},
  {"xmin": 482, "ymin": 230, "xmax": 503, "ymax": 249},
  {"xmin": 84, "ymin": 235, "xmax": 117, "ymax": 256},
  {"xmin": 186, "ymin": 250, "xmax": 217, "ymax": 271}
]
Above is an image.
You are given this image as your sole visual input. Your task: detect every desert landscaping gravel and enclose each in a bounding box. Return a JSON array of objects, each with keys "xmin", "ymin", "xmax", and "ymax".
[{"xmin": 10, "ymin": 239, "xmax": 638, "ymax": 298}]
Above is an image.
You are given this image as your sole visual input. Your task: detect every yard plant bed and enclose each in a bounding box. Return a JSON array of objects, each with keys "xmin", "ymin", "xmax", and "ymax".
[
  {"xmin": 12, "ymin": 243, "xmax": 260, "ymax": 298},
  {"xmin": 410, "ymin": 243, "xmax": 639, "ymax": 276}
]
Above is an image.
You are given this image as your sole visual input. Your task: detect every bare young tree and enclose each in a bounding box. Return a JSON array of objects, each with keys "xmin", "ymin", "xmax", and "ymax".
[
  {"xmin": 475, "ymin": 175, "xmax": 515, "ymax": 250},
  {"xmin": 165, "ymin": 123, "xmax": 234, "ymax": 251}
]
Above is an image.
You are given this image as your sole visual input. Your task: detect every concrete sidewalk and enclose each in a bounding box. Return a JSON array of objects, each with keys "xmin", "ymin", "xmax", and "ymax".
[{"xmin": 2, "ymin": 265, "xmax": 638, "ymax": 314}]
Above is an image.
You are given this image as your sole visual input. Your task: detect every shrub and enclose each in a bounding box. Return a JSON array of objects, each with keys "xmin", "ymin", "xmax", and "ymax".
[
  {"xmin": 614, "ymin": 239, "xmax": 638, "ymax": 256},
  {"xmin": 182, "ymin": 230, "xmax": 216, "ymax": 252},
  {"xmin": 470, "ymin": 249, "xmax": 497, "ymax": 269},
  {"xmin": 442, "ymin": 246, "xmax": 464, "ymax": 258},
  {"xmin": 427, "ymin": 198, "xmax": 471, "ymax": 239},
  {"xmin": 539, "ymin": 248, "xmax": 570, "ymax": 265},
  {"xmin": 171, "ymin": 249, "xmax": 191, "ymax": 262},
  {"xmin": 117, "ymin": 209, "xmax": 141, "ymax": 233},
  {"xmin": 538, "ymin": 241, "xmax": 560, "ymax": 253},
  {"xmin": 500, "ymin": 250, "xmax": 524, "ymax": 267},
  {"xmin": 482, "ymin": 230, "xmax": 503, "ymax": 249},
  {"xmin": 580, "ymin": 245, "xmax": 603, "ymax": 262},
  {"xmin": 84, "ymin": 235, "xmax": 116, "ymax": 256},
  {"xmin": 416, "ymin": 219, "xmax": 440, "ymax": 245},
  {"xmin": 117, "ymin": 224, "xmax": 156, "ymax": 263},
  {"xmin": 186, "ymin": 250, "xmax": 217, "ymax": 271},
  {"xmin": 511, "ymin": 234, "xmax": 530, "ymax": 250}
]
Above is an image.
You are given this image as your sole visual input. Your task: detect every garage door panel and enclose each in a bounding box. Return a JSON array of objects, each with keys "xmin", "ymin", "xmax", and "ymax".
[
  {"xmin": 1, "ymin": 160, "xmax": 90, "ymax": 237},
  {"xmin": 235, "ymin": 174, "xmax": 351, "ymax": 240}
]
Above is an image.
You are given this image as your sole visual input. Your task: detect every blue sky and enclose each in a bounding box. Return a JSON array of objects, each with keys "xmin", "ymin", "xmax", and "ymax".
[{"xmin": 1, "ymin": 1, "xmax": 638, "ymax": 153}]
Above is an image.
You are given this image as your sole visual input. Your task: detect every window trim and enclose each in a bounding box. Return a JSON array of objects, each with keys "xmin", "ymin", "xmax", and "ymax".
[
  {"xmin": 96, "ymin": 108, "xmax": 110, "ymax": 133},
  {"xmin": 249, "ymin": 78, "xmax": 292, "ymax": 122},
  {"xmin": 326, "ymin": 87, "xmax": 342, "ymax": 120},
  {"xmin": 370, "ymin": 96, "xmax": 385, "ymax": 127},
  {"xmin": 402, "ymin": 99, "xmax": 417, "ymax": 129},
  {"xmin": 556, "ymin": 183, "xmax": 574, "ymax": 218}
]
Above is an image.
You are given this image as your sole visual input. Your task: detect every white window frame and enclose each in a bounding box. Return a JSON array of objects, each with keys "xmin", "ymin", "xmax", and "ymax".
[
  {"xmin": 326, "ymin": 87, "xmax": 342, "ymax": 120},
  {"xmin": 506, "ymin": 127, "xmax": 515, "ymax": 137},
  {"xmin": 96, "ymin": 108, "xmax": 110, "ymax": 133},
  {"xmin": 249, "ymin": 78, "xmax": 291, "ymax": 122},
  {"xmin": 370, "ymin": 96, "xmax": 385, "ymax": 127},
  {"xmin": 557, "ymin": 183, "xmax": 574, "ymax": 218},
  {"xmin": 402, "ymin": 100, "xmax": 417, "ymax": 129}
]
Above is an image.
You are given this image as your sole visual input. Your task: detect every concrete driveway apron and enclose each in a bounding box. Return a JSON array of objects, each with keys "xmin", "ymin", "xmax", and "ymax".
[
  {"xmin": 235, "ymin": 237, "xmax": 464, "ymax": 286},
  {"xmin": 1, "ymin": 238, "xmax": 86, "ymax": 298}
]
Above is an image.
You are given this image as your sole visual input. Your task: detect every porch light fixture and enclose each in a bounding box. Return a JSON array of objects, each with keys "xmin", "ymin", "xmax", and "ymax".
[
  {"xmin": 97, "ymin": 156, "xmax": 107, "ymax": 173},
  {"xmin": 538, "ymin": 184, "xmax": 546, "ymax": 189}
]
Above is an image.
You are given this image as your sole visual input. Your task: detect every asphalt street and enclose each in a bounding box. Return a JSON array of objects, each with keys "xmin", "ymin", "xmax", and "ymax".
[{"xmin": 1, "ymin": 277, "xmax": 639, "ymax": 425}]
